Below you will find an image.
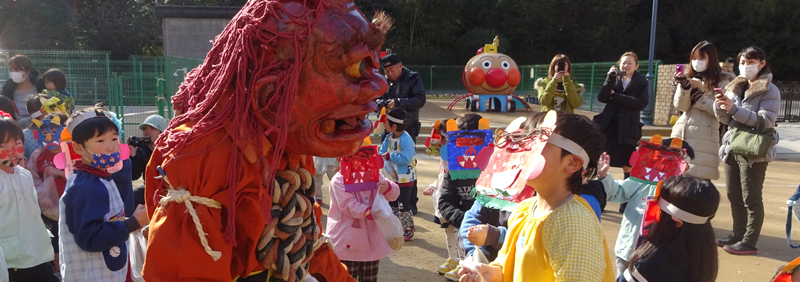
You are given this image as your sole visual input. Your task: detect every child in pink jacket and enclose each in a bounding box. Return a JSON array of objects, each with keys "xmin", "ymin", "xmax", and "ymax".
[{"xmin": 327, "ymin": 171, "xmax": 399, "ymax": 282}]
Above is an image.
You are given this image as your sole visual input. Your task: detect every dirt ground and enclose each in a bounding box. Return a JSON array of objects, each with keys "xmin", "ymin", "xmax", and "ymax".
[{"xmin": 314, "ymin": 154, "xmax": 800, "ymax": 282}]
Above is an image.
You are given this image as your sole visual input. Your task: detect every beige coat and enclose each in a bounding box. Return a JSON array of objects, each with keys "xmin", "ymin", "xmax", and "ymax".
[{"xmin": 670, "ymin": 71, "xmax": 735, "ymax": 180}]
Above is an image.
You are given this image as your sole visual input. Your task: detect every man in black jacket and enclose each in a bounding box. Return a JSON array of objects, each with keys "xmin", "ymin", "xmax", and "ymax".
[
  {"xmin": 377, "ymin": 54, "xmax": 426, "ymax": 143},
  {"xmin": 377, "ymin": 54, "xmax": 426, "ymax": 214}
]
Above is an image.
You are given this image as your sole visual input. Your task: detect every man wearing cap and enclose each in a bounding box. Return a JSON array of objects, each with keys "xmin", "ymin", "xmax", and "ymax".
[
  {"xmin": 378, "ymin": 54, "xmax": 426, "ymax": 143},
  {"xmin": 129, "ymin": 115, "xmax": 167, "ymax": 182}
]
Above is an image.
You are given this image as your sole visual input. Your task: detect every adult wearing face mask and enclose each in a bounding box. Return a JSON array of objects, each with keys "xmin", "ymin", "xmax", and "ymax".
[
  {"xmin": 714, "ymin": 46, "xmax": 780, "ymax": 255},
  {"xmin": 670, "ymin": 41, "xmax": 735, "ymax": 180},
  {"xmin": 2, "ymin": 55, "xmax": 45, "ymax": 128}
]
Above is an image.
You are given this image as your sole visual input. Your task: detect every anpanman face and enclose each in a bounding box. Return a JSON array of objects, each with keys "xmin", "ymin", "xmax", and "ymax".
[{"xmin": 464, "ymin": 53, "xmax": 521, "ymax": 95}]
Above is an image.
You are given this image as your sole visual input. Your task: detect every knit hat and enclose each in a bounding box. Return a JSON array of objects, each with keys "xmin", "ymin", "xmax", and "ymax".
[{"xmin": 139, "ymin": 115, "xmax": 168, "ymax": 132}]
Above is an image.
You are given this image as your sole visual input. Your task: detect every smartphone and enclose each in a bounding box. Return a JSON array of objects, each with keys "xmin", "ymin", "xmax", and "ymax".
[
  {"xmin": 557, "ymin": 61, "xmax": 566, "ymax": 72},
  {"xmin": 676, "ymin": 64, "xmax": 685, "ymax": 74},
  {"xmin": 714, "ymin": 87, "xmax": 724, "ymax": 98}
]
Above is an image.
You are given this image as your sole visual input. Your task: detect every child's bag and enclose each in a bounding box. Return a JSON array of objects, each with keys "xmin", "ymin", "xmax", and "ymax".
[
  {"xmin": 371, "ymin": 191, "xmax": 404, "ymax": 251},
  {"xmin": 459, "ymin": 248, "xmax": 490, "ymax": 282},
  {"xmin": 786, "ymin": 184, "xmax": 800, "ymax": 248},
  {"xmin": 128, "ymin": 229, "xmax": 147, "ymax": 282}
]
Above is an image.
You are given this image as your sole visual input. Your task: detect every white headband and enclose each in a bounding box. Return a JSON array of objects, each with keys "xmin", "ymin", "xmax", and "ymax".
[
  {"xmin": 30, "ymin": 110, "xmax": 44, "ymax": 120},
  {"xmin": 548, "ymin": 133, "xmax": 589, "ymax": 169},
  {"xmin": 386, "ymin": 115, "xmax": 405, "ymax": 124},
  {"xmin": 67, "ymin": 109, "xmax": 112, "ymax": 134},
  {"xmin": 658, "ymin": 198, "xmax": 711, "ymax": 224}
]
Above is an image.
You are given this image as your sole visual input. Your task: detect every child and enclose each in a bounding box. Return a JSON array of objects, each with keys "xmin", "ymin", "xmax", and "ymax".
[
  {"xmin": 22, "ymin": 94, "xmax": 51, "ymax": 159},
  {"xmin": 437, "ymin": 114, "xmax": 485, "ymax": 280},
  {"xmin": 379, "ymin": 108, "xmax": 417, "ymax": 240},
  {"xmin": 0, "ymin": 110, "xmax": 60, "ymax": 282},
  {"xmin": 58, "ymin": 108, "xmax": 149, "ymax": 281},
  {"xmin": 618, "ymin": 175, "xmax": 720, "ymax": 282},
  {"xmin": 327, "ymin": 148, "xmax": 400, "ymax": 282},
  {"xmin": 25, "ymin": 113, "xmax": 69, "ymax": 274},
  {"xmin": 41, "ymin": 69, "xmax": 75, "ymax": 114},
  {"xmin": 425, "ymin": 119, "xmax": 461, "ymax": 275},
  {"xmin": 459, "ymin": 112, "xmax": 615, "ymax": 282},
  {"xmin": 599, "ymin": 136, "xmax": 695, "ymax": 276}
]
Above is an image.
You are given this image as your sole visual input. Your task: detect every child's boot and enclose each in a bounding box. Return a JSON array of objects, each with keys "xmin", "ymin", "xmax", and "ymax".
[{"xmin": 437, "ymin": 258, "xmax": 457, "ymax": 275}]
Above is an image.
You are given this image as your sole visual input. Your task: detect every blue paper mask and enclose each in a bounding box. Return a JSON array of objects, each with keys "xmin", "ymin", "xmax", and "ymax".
[
  {"xmin": 32, "ymin": 117, "xmax": 64, "ymax": 150},
  {"xmin": 442, "ymin": 118, "xmax": 493, "ymax": 180}
]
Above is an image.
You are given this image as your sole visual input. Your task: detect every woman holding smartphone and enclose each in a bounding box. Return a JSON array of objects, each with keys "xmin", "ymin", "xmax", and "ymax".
[
  {"xmin": 593, "ymin": 52, "xmax": 648, "ymax": 182},
  {"xmin": 714, "ymin": 46, "xmax": 780, "ymax": 255},
  {"xmin": 536, "ymin": 54, "xmax": 584, "ymax": 113},
  {"xmin": 670, "ymin": 41, "xmax": 735, "ymax": 180}
]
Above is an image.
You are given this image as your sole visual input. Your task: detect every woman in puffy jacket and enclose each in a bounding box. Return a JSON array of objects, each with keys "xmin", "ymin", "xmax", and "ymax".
[
  {"xmin": 670, "ymin": 41, "xmax": 735, "ymax": 180},
  {"xmin": 714, "ymin": 46, "xmax": 780, "ymax": 256}
]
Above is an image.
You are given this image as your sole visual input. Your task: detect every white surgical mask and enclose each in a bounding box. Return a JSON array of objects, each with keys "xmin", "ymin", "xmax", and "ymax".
[
  {"xmin": 739, "ymin": 63, "xmax": 760, "ymax": 80},
  {"xmin": 691, "ymin": 60, "xmax": 707, "ymax": 72},
  {"xmin": 9, "ymin": 72, "xmax": 26, "ymax": 83}
]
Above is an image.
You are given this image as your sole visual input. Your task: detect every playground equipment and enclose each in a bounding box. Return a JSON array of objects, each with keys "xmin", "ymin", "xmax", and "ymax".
[{"xmin": 447, "ymin": 37, "xmax": 532, "ymax": 112}]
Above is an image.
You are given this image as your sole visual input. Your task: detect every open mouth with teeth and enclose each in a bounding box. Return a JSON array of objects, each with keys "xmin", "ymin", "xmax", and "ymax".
[
  {"xmin": 458, "ymin": 155, "xmax": 479, "ymax": 169},
  {"xmin": 319, "ymin": 106, "xmax": 375, "ymax": 141}
]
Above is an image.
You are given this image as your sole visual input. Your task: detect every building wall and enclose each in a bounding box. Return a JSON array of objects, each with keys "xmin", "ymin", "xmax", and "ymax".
[
  {"xmin": 653, "ymin": 64, "xmax": 682, "ymax": 126},
  {"xmin": 162, "ymin": 18, "xmax": 230, "ymax": 60}
]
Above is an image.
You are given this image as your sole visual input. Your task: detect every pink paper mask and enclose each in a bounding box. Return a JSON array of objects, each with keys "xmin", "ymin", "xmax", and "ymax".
[{"xmin": 473, "ymin": 111, "xmax": 557, "ymax": 211}]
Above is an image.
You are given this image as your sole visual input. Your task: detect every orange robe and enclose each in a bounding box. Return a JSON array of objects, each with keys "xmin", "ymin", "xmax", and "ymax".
[{"xmin": 143, "ymin": 122, "xmax": 284, "ymax": 281}]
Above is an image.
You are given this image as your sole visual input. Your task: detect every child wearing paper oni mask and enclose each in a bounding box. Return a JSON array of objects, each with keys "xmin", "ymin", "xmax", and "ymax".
[
  {"xmin": 459, "ymin": 112, "xmax": 615, "ymax": 282},
  {"xmin": 327, "ymin": 138, "xmax": 400, "ymax": 282}
]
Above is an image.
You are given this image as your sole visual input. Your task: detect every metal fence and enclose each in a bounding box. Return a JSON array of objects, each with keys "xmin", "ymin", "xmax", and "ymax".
[
  {"xmin": 0, "ymin": 49, "xmax": 667, "ymax": 125},
  {"xmin": 407, "ymin": 60, "xmax": 660, "ymax": 113},
  {"xmin": 776, "ymin": 81, "xmax": 800, "ymax": 122}
]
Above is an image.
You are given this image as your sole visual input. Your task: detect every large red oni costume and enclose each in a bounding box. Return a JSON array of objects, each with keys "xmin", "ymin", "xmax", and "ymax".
[{"xmin": 143, "ymin": 1, "xmax": 392, "ymax": 281}]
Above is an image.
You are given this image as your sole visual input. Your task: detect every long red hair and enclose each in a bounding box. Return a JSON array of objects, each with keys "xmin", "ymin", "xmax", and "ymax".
[{"xmin": 161, "ymin": 0, "xmax": 332, "ymax": 242}]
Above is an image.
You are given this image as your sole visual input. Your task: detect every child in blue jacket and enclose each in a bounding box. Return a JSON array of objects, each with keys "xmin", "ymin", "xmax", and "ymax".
[{"xmin": 379, "ymin": 108, "xmax": 417, "ymax": 240}]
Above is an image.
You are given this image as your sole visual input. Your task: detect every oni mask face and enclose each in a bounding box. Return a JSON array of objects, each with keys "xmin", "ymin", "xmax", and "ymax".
[
  {"xmin": 441, "ymin": 118, "xmax": 492, "ymax": 180},
  {"xmin": 463, "ymin": 38, "xmax": 521, "ymax": 95},
  {"xmin": 260, "ymin": 2, "xmax": 390, "ymax": 158},
  {"xmin": 339, "ymin": 145, "xmax": 383, "ymax": 192},
  {"xmin": 474, "ymin": 112, "xmax": 557, "ymax": 211},
  {"xmin": 629, "ymin": 135, "xmax": 688, "ymax": 182},
  {"xmin": 32, "ymin": 117, "xmax": 64, "ymax": 150}
]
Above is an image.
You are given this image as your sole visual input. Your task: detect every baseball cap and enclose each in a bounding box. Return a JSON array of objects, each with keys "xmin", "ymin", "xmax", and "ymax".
[
  {"xmin": 139, "ymin": 115, "xmax": 168, "ymax": 132},
  {"xmin": 380, "ymin": 54, "xmax": 402, "ymax": 68}
]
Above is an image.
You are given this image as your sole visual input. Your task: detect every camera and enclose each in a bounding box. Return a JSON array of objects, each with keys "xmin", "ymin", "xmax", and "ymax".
[
  {"xmin": 556, "ymin": 61, "xmax": 566, "ymax": 72},
  {"xmin": 127, "ymin": 136, "xmax": 152, "ymax": 147},
  {"xmin": 612, "ymin": 69, "xmax": 627, "ymax": 77}
]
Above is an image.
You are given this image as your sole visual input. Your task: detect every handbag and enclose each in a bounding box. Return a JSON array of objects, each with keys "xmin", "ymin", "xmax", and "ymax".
[{"xmin": 729, "ymin": 114, "xmax": 774, "ymax": 158}]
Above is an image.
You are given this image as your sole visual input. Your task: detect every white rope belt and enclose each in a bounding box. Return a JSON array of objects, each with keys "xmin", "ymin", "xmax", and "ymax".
[{"xmin": 158, "ymin": 173, "xmax": 223, "ymax": 261}]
